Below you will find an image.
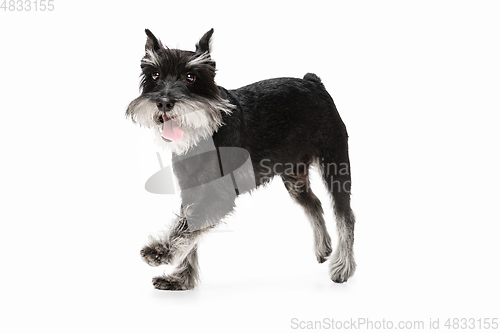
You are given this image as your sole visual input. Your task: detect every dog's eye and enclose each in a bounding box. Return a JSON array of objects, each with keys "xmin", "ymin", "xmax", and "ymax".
[
  {"xmin": 151, "ymin": 72, "xmax": 160, "ymax": 81},
  {"xmin": 186, "ymin": 73, "xmax": 196, "ymax": 83}
]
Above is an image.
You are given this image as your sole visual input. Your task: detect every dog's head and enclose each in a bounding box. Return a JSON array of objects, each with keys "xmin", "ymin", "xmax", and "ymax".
[{"xmin": 126, "ymin": 29, "xmax": 233, "ymax": 155}]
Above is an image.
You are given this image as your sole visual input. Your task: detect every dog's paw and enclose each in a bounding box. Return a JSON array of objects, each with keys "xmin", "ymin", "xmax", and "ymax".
[
  {"xmin": 140, "ymin": 242, "xmax": 171, "ymax": 267},
  {"xmin": 329, "ymin": 253, "xmax": 356, "ymax": 283},
  {"xmin": 316, "ymin": 236, "xmax": 333, "ymax": 264},
  {"xmin": 152, "ymin": 276, "xmax": 191, "ymax": 291},
  {"xmin": 316, "ymin": 252, "xmax": 331, "ymax": 264}
]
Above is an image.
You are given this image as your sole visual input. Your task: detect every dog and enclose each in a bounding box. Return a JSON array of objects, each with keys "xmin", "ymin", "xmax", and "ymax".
[{"xmin": 126, "ymin": 29, "xmax": 356, "ymax": 290}]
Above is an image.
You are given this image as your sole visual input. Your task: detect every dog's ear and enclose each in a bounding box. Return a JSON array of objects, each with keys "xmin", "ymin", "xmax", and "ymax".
[
  {"xmin": 145, "ymin": 29, "xmax": 161, "ymax": 51},
  {"xmin": 196, "ymin": 28, "xmax": 214, "ymax": 54}
]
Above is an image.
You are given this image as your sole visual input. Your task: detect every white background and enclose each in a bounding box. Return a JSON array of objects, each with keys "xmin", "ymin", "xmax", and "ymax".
[{"xmin": 1, "ymin": 1, "xmax": 499, "ymax": 332}]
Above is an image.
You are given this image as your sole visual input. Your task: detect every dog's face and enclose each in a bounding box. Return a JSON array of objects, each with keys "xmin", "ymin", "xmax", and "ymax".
[{"xmin": 126, "ymin": 29, "xmax": 233, "ymax": 155}]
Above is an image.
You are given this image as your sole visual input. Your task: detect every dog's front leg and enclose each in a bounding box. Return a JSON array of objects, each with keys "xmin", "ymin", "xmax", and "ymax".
[
  {"xmin": 140, "ymin": 210, "xmax": 197, "ymax": 266},
  {"xmin": 139, "ymin": 209, "xmax": 204, "ymax": 290},
  {"xmin": 142, "ymin": 158, "xmax": 238, "ymax": 290},
  {"xmin": 152, "ymin": 244, "xmax": 200, "ymax": 291}
]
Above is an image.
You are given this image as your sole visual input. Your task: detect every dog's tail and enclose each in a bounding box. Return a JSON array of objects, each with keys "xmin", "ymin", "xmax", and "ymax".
[
  {"xmin": 303, "ymin": 72, "xmax": 322, "ymax": 84},
  {"xmin": 303, "ymin": 73, "xmax": 326, "ymax": 90}
]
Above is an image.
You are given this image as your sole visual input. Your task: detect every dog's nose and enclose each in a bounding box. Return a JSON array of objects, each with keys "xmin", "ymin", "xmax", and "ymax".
[{"xmin": 156, "ymin": 97, "xmax": 175, "ymax": 112}]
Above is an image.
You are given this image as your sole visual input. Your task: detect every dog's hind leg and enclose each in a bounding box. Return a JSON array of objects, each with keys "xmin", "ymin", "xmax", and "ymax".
[
  {"xmin": 281, "ymin": 168, "xmax": 332, "ymax": 263},
  {"xmin": 318, "ymin": 141, "xmax": 356, "ymax": 283}
]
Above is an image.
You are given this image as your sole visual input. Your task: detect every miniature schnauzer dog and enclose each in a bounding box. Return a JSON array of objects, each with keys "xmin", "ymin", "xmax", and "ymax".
[{"xmin": 126, "ymin": 29, "xmax": 356, "ymax": 290}]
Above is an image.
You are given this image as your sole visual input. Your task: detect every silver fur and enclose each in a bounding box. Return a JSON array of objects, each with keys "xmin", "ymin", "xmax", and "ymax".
[
  {"xmin": 142, "ymin": 49, "xmax": 162, "ymax": 68},
  {"xmin": 141, "ymin": 210, "xmax": 207, "ymax": 290},
  {"xmin": 186, "ymin": 51, "xmax": 212, "ymax": 68},
  {"xmin": 283, "ymin": 173, "xmax": 333, "ymax": 264},
  {"xmin": 329, "ymin": 210, "xmax": 356, "ymax": 283},
  {"xmin": 126, "ymin": 96, "xmax": 234, "ymax": 155}
]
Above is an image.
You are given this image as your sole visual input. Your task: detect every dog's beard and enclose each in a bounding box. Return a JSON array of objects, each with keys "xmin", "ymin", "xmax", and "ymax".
[{"xmin": 126, "ymin": 96, "xmax": 233, "ymax": 155}]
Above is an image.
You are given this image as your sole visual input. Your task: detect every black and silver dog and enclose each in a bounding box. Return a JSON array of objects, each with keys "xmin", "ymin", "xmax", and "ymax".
[{"xmin": 126, "ymin": 29, "xmax": 356, "ymax": 290}]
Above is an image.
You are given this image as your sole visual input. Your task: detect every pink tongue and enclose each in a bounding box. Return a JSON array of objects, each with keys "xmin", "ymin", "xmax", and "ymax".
[{"xmin": 161, "ymin": 115, "xmax": 184, "ymax": 142}]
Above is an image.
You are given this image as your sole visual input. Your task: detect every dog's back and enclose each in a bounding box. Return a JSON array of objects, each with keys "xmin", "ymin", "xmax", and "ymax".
[{"xmin": 216, "ymin": 74, "xmax": 349, "ymax": 180}]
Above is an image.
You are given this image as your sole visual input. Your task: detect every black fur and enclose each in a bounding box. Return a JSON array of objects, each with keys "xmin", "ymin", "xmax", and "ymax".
[{"xmin": 127, "ymin": 29, "xmax": 356, "ymax": 290}]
